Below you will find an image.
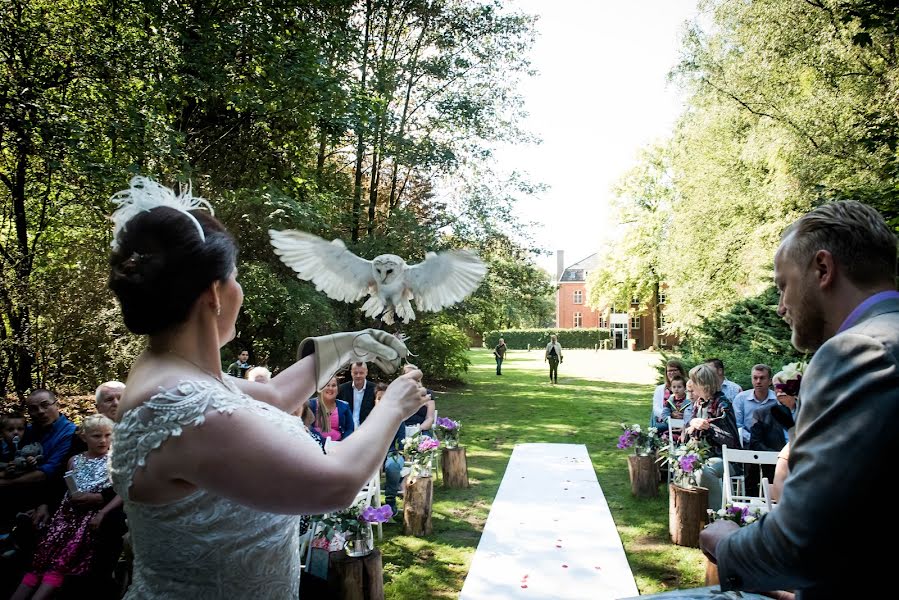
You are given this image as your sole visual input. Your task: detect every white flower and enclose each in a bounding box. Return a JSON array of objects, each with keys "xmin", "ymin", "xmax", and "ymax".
[
  {"xmin": 781, "ymin": 361, "xmax": 806, "ymax": 381},
  {"xmin": 744, "ymin": 516, "xmax": 757, "ymax": 524}
]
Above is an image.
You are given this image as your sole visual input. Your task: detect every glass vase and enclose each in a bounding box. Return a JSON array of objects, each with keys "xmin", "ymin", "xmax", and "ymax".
[
  {"xmin": 344, "ymin": 523, "xmax": 374, "ymax": 558},
  {"xmin": 444, "ymin": 435, "xmax": 459, "ymax": 450}
]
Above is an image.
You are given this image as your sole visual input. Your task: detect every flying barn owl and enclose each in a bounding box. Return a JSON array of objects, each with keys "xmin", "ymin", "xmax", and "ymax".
[{"xmin": 269, "ymin": 229, "xmax": 487, "ymax": 324}]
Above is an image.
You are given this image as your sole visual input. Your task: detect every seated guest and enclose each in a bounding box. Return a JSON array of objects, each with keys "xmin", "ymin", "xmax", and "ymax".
[
  {"xmin": 338, "ymin": 362, "xmax": 376, "ymax": 429},
  {"xmin": 0, "ymin": 390, "xmax": 77, "ymax": 533},
  {"xmin": 683, "ymin": 363, "xmax": 740, "ymax": 510},
  {"xmin": 94, "ymin": 381, "xmax": 125, "ymax": 421},
  {"xmin": 308, "ymin": 377, "xmax": 354, "ymax": 442},
  {"xmin": 660, "ymin": 375, "xmax": 690, "ymax": 443},
  {"xmin": 401, "ymin": 364, "xmax": 435, "ymax": 437},
  {"xmin": 374, "ymin": 383, "xmax": 405, "ymax": 515},
  {"xmin": 651, "ymin": 359, "xmax": 687, "ymax": 432},
  {"xmin": 1, "ymin": 411, "xmax": 30, "ymax": 479},
  {"xmin": 10, "ymin": 415, "xmax": 122, "ymax": 600},
  {"xmin": 747, "ymin": 369, "xmax": 800, "ymax": 496},
  {"xmin": 749, "ymin": 368, "xmax": 799, "ymax": 453},
  {"xmin": 733, "ymin": 364, "xmax": 777, "ymax": 448}
]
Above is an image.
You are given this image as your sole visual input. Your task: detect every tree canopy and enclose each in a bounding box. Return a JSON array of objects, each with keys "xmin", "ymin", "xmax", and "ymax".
[{"xmin": 0, "ymin": 0, "xmax": 553, "ymax": 395}]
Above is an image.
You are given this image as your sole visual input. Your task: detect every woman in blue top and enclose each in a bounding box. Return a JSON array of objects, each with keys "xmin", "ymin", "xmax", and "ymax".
[{"xmin": 308, "ymin": 377, "xmax": 354, "ymax": 442}]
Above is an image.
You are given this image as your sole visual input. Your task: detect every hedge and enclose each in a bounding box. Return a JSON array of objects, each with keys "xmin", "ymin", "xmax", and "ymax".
[{"xmin": 483, "ymin": 328, "xmax": 610, "ymax": 350}]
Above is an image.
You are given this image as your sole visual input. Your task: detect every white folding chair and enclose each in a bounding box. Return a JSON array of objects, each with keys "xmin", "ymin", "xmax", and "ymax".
[
  {"xmin": 761, "ymin": 476, "xmax": 776, "ymax": 511},
  {"xmin": 666, "ymin": 417, "xmax": 684, "ymax": 485},
  {"xmin": 721, "ymin": 445, "xmax": 780, "ymax": 508}
]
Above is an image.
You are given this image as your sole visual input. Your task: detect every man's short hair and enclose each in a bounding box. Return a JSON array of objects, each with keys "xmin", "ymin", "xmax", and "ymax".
[
  {"xmin": 751, "ymin": 364, "xmax": 772, "ymax": 378},
  {"xmin": 782, "ymin": 200, "xmax": 897, "ymax": 287},
  {"xmin": 95, "ymin": 380, "xmax": 126, "ymax": 404},
  {"xmin": 351, "ymin": 362, "xmax": 367, "ymax": 369},
  {"xmin": 669, "ymin": 374, "xmax": 686, "ymax": 385},
  {"xmin": 26, "ymin": 389, "xmax": 56, "ymax": 403},
  {"xmin": 704, "ymin": 358, "xmax": 725, "ymax": 372}
]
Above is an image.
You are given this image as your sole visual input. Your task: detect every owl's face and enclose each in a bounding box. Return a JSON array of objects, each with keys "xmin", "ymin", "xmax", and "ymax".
[{"xmin": 372, "ymin": 255, "xmax": 405, "ymax": 284}]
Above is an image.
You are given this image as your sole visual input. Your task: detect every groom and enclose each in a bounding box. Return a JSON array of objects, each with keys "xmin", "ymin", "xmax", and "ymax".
[{"xmin": 700, "ymin": 201, "xmax": 899, "ymax": 598}]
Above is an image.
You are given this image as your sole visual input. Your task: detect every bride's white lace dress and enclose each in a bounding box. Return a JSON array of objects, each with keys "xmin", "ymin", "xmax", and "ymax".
[{"xmin": 112, "ymin": 379, "xmax": 316, "ymax": 599}]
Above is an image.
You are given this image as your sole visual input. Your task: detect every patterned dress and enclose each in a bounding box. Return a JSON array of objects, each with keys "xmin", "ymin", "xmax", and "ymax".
[
  {"xmin": 111, "ymin": 378, "xmax": 321, "ymax": 599},
  {"xmin": 32, "ymin": 453, "xmax": 111, "ymax": 576}
]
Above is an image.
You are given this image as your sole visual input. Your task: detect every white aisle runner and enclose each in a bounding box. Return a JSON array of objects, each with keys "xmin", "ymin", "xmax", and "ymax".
[{"xmin": 459, "ymin": 443, "xmax": 639, "ymax": 600}]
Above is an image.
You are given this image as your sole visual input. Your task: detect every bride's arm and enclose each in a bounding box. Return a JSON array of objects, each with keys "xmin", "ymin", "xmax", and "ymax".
[
  {"xmin": 162, "ymin": 372, "xmax": 425, "ymax": 514},
  {"xmin": 231, "ymin": 356, "xmax": 316, "ymax": 413}
]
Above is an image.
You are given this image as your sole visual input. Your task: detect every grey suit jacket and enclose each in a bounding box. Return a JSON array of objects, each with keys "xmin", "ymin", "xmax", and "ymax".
[{"xmin": 717, "ymin": 296, "xmax": 899, "ymax": 599}]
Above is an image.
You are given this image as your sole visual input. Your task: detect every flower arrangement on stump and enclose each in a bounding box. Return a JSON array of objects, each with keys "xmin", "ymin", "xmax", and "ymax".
[
  {"xmin": 661, "ymin": 437, "xmax": 712, "ymax": 489},
  {"xmin": 616, "ymin": 423, "xmax": 662, "ymax": 456},
  {"xmin": 708, "ymin": 503, "xmax": 765, "ymax": 527},
  {"xmin": 616, "ymin": 423, "xmax": 663, "ymax": 498},
  {"xmin": 403, "ymin": 431, "xmax": 440, "ymax": 482},
  {"xmin": 434, "ymin": 416, "xmax": 461, "ymax": 449},
  {"xmin": 317, "ymin": 501, "xmax": 394, "ymax": 557}
]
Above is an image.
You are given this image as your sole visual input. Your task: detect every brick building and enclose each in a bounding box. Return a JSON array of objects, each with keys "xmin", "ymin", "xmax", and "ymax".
[{"xmin": 555, "ymin": 251, "xmax": 677, "ymax": 350}]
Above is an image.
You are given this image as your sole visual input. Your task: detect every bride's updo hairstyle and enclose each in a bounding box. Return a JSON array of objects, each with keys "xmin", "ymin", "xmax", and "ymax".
[{"xmin": 109, "ymin": 194, "xmax": 238, "ymax": 336}]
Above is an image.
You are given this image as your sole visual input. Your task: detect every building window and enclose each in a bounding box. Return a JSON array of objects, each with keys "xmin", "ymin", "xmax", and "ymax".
[
  {"xmin": 574, "ymin": 312, "xmax": 583, "ymax": 328},
  {"xmin": 573, "ymin": 290, "xmax": 583, "ymax": 304},
  {"xmin": 658, "ymin": 290, "xmax": 667, "ymax": 304},
  {"xmin": 630, "ymin": 316, "xmax": 641, "ymax": 329},
  {"xmin": 599, "ymin": 316, "xmax": 608, "ymax": 328},
  {"xmin": 660, "ymin": 313, "xmax": 669, "ymax": 327},
  {"xmin": 631, "ymin": 295, "xmax": 640, "ymax": 305}
]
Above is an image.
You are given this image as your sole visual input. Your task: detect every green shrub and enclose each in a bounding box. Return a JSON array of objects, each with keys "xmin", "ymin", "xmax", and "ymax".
[
  {"xmin": 667, "ymin": 286, "xmax": 808, "ymax": 389},
  {"xmin": 405, "ymin": 320, "xmax": 472, "ymax": 383},
  {"xmin": 483, "ymin": 328, "xmax": 610, "ymax": 350}
]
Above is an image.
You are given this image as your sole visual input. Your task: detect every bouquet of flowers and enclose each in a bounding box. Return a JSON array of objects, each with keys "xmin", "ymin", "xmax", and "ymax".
[
  {"xmin": 402, "ymin": 431, "xmax": 440, "ymax": 481},
  {"xmin": 434, "ymin": 416, "xmax": 461, "ymax": 449},
  {"xmin": 616, "ymin": 423, "xmax": 662, "ymax": 456},
  {"xmin": 316, "ymin": 500, "xmax": 394, "ymax": 556},
  {"xmin": 776, "ymin": 361, "xmax": 807, "ymax": 397},
  {"xmin": 659, "ymin": 437, "xmax": 712, "ymax": 488},
  {"xmin": 708, "ymin": 503, "xmax": 764, "ymax": 526}
]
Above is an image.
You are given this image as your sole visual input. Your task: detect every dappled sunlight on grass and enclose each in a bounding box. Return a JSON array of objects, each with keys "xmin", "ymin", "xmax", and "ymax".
[{"xmin": 379, "ymin": 348, "xmax": 703, "ymax": 598}]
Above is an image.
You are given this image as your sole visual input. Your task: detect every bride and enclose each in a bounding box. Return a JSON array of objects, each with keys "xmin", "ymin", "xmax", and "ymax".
[{"xmin": 107, "ymin": 177, "xmax": 427, "ymax": 598}]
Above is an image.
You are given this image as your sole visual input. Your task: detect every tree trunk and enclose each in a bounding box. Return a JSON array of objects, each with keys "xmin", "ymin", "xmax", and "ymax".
[
  {"xmin": 669, "ymin": 484, "xmax": 709, "ymax": 547},
  {"xmin": 627, "ymin": 453, "xmax": 659, "ymax": 498},
  {"xmin": 351, "ymin": 0, "xmax": 373, "ymax": 243},
  {"xmin": 329, "ymin": 549, "xmax": 384, "ymax": 600},
  {"xmin": 653, "ymin": 279, "xmax": 661, "ymax": 349},
  {"xmin": 441, "ymin": 447, "xmax": 469, "ymax": 489},
  {"xmin": 403, "ymin": 475, "xmax": 433, "ymax": 536}
]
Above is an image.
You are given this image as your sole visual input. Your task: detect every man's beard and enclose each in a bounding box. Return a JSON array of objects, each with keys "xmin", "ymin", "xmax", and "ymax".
[{"xmin": 791, "ymin": 286, "xmax": 828, "ymax": 352}]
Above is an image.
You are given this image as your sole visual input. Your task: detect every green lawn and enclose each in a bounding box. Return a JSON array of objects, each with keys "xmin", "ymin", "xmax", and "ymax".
[{"xmin": 379, "ymin": 348, "xmax": 705, "ymax": 598}]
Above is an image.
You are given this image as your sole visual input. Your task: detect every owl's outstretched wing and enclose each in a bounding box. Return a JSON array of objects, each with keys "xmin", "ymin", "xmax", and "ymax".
[
  {"xmin": 269, "ymin": 229, "xmax": 374, "ymax": 302},
  {"xmin": 404, "ymin": 249, "xmax": 487, "ymax": 312}
]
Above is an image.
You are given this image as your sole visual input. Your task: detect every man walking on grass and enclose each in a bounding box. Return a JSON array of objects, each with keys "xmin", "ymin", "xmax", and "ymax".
[{"xmin": 493, "ymin": 338, "xmax": 508, "ymax": 376}]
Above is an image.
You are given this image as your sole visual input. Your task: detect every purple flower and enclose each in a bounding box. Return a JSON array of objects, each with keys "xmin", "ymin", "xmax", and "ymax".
[
  {"xmin": 679, "ymin": 454, "xmax": 699, "ymax": 472},
  {"xmin": 418, "ymin": 437, "xmax": 440, "ymax": 452},
  {"xmin": 360, "ymin": 505, "xmax": 394, "ymax": 524},
  {"xmin": 436, "ymin": 417, "xmax": 459, "ymax": 430}
]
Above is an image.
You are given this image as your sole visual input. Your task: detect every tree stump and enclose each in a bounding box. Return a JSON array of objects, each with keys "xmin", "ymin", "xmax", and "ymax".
[
  {"xmin": 328, "ymin": 548, "xmax": 384, "ymax": 600},
  {"xmin": 705, "ymin": 558, "xmax": 720, "ymax": 586},
  {"xmin": 669, "ymin": 484, "xmax": 709, "ymax": 547},
  {"xmin": 627, "ymin": 453, "xmax": 659, "ymax": 498},
  {"xmin": 441, "ymin": 447, "xmax": 470, "ymax": 488},
  {"xmin": 403, "ymin": 476, "xmax": 433, "ymax": 536}
]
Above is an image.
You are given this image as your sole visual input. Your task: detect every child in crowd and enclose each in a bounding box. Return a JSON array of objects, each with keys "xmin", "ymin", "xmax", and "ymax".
[
  {"xmin": 664, "ymin": 375, "xmax": 689, "ymax": 419},
  {"xmin": 1, "ymin": 411, "xmax": 28, "ymax": 475},
  {"xmin": 11, "ymin": 414, "xmax": 122, "ymax": 600}
]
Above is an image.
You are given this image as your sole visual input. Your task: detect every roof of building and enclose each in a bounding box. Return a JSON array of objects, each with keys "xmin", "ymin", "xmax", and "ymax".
[{"xmin": 558, "ymin": 253, "xmax": 600, "ymax": 283}]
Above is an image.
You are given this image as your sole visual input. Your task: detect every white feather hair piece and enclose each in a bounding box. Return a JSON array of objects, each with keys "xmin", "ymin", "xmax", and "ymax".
[{"xmin": 110, "ymin": 176, "xmax": 214, "ymax": 250}]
